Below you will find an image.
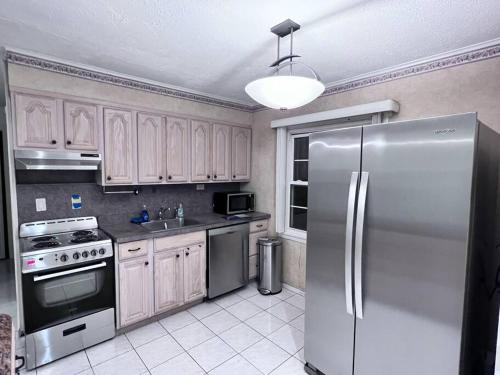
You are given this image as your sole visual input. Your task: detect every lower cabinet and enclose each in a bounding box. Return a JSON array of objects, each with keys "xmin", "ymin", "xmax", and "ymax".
[
  {"xmin": 184, "ymin": 243, "xmax": 206, "ymax": 302},
  {"xmin": 154, "ymin": 248, "xmax": 184, "ymax": 314},
  {"xmin": 248, "ymin": 220, "xmax": 269, "ymax": 280},
  {"xmin": 117, "ymin": 232, "xmax": 206, "ymax": 328},
  {"xmin": 119, "ymin": 256, "xmax": 152, "ymax": 327}
]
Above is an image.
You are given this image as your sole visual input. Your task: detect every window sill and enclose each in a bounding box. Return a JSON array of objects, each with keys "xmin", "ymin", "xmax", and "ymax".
[{"xmin": 278, "ymin": 231, "xmax": 307, "ymax": 244}]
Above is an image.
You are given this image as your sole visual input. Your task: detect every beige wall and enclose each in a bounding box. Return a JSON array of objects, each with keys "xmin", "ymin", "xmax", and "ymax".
[
  {"xmin": 244, "ymin": 57, "xmax": 500, "ymax": 290},
  {"xmin": 7, "ymin": 64, "xmax": 253, "ymax": 126}
]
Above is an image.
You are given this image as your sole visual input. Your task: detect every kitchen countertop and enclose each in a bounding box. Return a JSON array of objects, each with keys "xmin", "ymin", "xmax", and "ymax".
[
  {"xmin": 0, "ymin": 314, "xmax": 12, "ymax": 375},
  {"xmin": 99, "ymin": 211, "xmax": 271, "ymax": 243}
]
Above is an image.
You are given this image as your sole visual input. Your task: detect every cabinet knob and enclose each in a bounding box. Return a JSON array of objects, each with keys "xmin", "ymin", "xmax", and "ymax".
[
  {"xmin": 66, "ymin": 140, "xmax": 72, "ymax": 145},
  {"xmin": 144, "ymin": 261, "xmax": 149, "ymax": 266},
  {"xmin": 233, "ymin": 175, "xmax": 236, "ymax": 179},
  {"xmin": 207, "ymin": 174, "xmax": 210, "ymax": 179},
  {"xmin": 176, "ymin": 254, "xmax": 180, "ymax": 258},
  {"xmin": 185, "ymin": 252, "xmax": 189, "ymax": 256},
  {"xmin": 168, "ymin": 175, "xmax": 172, "ymax": 180},
  {"xmin": 214, "ymin": 175, "xmax": 217, "ymax": 179},
  {"xmin": 107, "ymin": 176, "xmax": 112, "ymax": 181},
  {"xmin": 51, "ymin": 140, "xmax": 57, "ymax": 145},
  {"xmin": 159, "ymin": 176, "xmax": 163, "ymax": 180}
]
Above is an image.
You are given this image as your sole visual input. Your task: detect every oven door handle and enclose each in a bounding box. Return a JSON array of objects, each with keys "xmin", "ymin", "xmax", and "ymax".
[{"xmin": 33, "ymin": 261, "xmax": 107, "ymax": 282}]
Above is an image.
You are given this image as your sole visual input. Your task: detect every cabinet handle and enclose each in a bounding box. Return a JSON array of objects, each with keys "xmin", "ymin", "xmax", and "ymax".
[
  {"xmin": 159, "ymin": 176, "xmax": 163, "ymax": 180},
  {"xmin": 107, "ymin": 176, "xmax": 112, "ymax": 181},
  {"xmin": 66, "ymin": 140, "xmax": 72, "ymax": 145},
  {"xmin": 144, "ymin": 261, "xmax": 149, "ymax": 266},
  {"xmin": 207, "ymin": 174, "xmax": 210, "ymax": 179},
  {"xmin": 176, "ymin": 254, "xmax": 180, "ymax": 258},
  {"xmin": 168, "ymin": 175, "xmax": 172, "ymax": 180},
  {"xmin": 256, "ymin": 224, "xmax": 264, "ymax": 228},
  {"xmin": 186, "ymin": 252, "xmax": 190, "ymax": 256},
  {"xmin": 128, "ymin": 247, "xmax": 141, "ymax": 252},
  {"xmin": 233, "ymin": 175, "xmax": 236, "ymax": 179},
  {"xmin": 51, "ymin": 140, "xmax": 57, "ymax": 145},
  {"xmin": 214, "ymin": 175, "xmax": 217, "ymax": 179}
]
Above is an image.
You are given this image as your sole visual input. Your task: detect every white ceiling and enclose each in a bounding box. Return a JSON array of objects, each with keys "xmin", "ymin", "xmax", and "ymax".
[{"xmin": 1, "ymin": 0, "xmax": 500, "ymax": 105}]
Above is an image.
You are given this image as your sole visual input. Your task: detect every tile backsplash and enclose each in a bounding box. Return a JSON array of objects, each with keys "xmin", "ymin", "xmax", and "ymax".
[{"xmin": 16, "ymin": 182, "xmax": 240, "ymax": 225}]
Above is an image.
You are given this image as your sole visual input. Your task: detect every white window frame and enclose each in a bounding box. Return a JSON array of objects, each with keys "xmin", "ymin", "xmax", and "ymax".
[
  {"xmin": 284, "ymin": 132, "xmax": 311, "ymax": 241},
  {"xmin": 273, "ymin": 100, "xmax": 400, "ymax": 243}
]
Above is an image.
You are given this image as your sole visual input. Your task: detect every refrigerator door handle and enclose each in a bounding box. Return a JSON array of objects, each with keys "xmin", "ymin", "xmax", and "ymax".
[
  {"xmin": 345, "ymin": 171, "xmax": 359, "ymax": 316},
  {"xmin": 354, "ymin": 171, "xmax": 369, "ymax": 319}
]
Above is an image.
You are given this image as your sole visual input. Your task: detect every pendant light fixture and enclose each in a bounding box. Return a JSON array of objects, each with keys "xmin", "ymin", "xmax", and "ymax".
[{"xmin": 245, "ymin": 19, "xmax": 325, "ymax": 111}]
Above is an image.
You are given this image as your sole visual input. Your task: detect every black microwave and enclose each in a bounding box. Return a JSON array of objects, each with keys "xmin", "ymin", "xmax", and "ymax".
[{"xmin": 213, "ymin": 192, "xmax": 255, "ymax": 215}]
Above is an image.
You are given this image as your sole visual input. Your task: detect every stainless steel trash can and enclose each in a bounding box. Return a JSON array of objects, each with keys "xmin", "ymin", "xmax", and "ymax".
[{"xmin": 258, "ymin": 237, "xmax": 282, "ymax": 295}]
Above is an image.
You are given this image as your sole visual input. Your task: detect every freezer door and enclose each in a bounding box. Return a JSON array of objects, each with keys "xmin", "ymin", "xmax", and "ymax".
[
  {"xmin": 305, "ymin": 126, "xmax": 362, "ymax": 375},
  {"xmin": 353, "ymin": 114, "xmax": 477, "ymax": 375}
]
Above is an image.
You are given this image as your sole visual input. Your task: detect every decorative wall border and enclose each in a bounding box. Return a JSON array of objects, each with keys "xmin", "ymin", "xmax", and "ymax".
[
  {"xmin": 5, "ymin": 40, "xmax": 500, "ymax": 113},
  {"xmin": 4, "ymin": 50, "xmax": 257, "ymax": 112},
  {"xmin": 322, "ymin": 42, "xmax": 500, "ymax": 97}
]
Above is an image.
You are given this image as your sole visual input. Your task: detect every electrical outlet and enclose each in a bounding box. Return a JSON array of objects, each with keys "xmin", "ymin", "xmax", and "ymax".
[
  {"xmin": 35, "ymin": 198, "xmax": 46, "ymax": 212},
  {"xmin": 196, "ymin": 184, "xmax": 205, "ymax": 191}
]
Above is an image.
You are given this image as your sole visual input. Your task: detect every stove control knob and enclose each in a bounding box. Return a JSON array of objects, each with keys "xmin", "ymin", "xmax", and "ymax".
[
  {"xmin": 98, "ymin": 248, "xmax": 106, "ymax": 255},
  {"xmin": 73, "ymin": 252, "xmax": 80, "ymax": 260},
  {"xmin": 90, "ymin": 249, "xmax": 97, "ymax": 257},
  {"xmin": 82, "ymin": 251, "xmax": 89, "ymax": 258},
  {"xmin": 60, "ymin": 254, "xmax": 68, "ymax": 262}
]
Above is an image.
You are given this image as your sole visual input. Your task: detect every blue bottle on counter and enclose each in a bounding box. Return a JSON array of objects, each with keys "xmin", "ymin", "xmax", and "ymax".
[{"xmin": 141, "ymin": 205, "xmax": 150, "ymax": 222}]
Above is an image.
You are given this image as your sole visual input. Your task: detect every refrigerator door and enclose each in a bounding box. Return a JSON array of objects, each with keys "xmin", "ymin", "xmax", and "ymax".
[
  {"xmin": 305, "ymin": 126, "xmax": 362, "ymax": 375},
  {"xmin": 353, "ymin": 114, "xmax": 477, "ymax": 375}
]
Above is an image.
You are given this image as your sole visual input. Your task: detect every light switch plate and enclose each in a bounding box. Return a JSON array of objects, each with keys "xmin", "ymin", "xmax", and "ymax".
[
  {"xmin": 35, "ymin": 198, "xmax": 46, "ymax": 212},
  {"xmin": 196, "ymin": 184, "xmax": 205, "ymax": 190}
]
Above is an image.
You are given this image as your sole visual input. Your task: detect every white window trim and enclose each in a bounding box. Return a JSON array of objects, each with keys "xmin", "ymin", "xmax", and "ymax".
[
  {"xmin": 274, "ymin": 100, "xmax": 400, "ymax": 243},
  {"xmin": 284, "ymin": 133, "xmax": 310, "ymax": 241}
]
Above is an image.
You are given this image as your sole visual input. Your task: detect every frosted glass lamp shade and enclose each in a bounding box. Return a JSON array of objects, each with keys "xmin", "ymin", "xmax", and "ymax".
[{"xmin": 245, "ymin": 75, "xmax": 325, "ymax": 110}]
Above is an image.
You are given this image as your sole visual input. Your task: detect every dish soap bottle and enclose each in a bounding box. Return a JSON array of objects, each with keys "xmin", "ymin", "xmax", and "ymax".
[
  {"xmin": 141, "ymin": 204, "xmax": 150, "ymax": 222},
  {"xmin": 177, "ymin": 203, "xmax": 184, "ymax": 219}
]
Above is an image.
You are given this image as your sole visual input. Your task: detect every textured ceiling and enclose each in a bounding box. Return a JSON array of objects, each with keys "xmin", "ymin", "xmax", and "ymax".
[{"xmin": 0, "ymin": 0, "xmax": 500, "ymax": 105}]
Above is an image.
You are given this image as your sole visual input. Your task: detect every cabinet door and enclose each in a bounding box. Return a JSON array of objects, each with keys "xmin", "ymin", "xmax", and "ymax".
[
  {"xmin": 184, "ymin": 243, "xmax": 206, "ymax": 302},
  {"xmin": 119, "ymin": 258, "xmax": 152, "ymax": 327},
  {"xmin": 231, "ymin": 127, "xmax": 251, "ymax": 181},
  {"xmin": 191, "ymin": 120, "xmax": 211, "ymax": 182},
  {"xmin": 138, "ymin": 113, "xmax": 165, "ymax": 184},
  {"xmin": 154, "ymin": 249, "xmax": 184, "ymax": 314},
  {"xmin": 64, "ymin": 101, "xmax": 98, "ymax": 150},
  {"xmin": 104, "ymin": 108, "xmax": 135, "ymax": 184},
  {"xmin": 212, "ymin": 124, "xmax": 231, "ymax": 181},
  {"xmin": 166, "ymin": 116, "xmax": 189, "ymax": 182},
  {"xmin": 15, "ymin": 93, "xmax": 60, "ymax": 149}
]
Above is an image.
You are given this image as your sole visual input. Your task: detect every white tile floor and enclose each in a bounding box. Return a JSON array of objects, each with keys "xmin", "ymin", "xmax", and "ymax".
[{"xmin": 19, "ymin": 283, "xmax": 307, "ymax": 375}]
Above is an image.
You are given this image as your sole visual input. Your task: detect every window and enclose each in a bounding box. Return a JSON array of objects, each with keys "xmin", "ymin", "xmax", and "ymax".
[{"xmin": 285, "ymin": 134, "xmax": 309, "ymax": 236}]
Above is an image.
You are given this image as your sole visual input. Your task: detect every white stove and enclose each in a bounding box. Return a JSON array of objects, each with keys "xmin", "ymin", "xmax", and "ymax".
[{"xmin": 19, "ymin": 216, "xmax": 113, "ymax": 273}]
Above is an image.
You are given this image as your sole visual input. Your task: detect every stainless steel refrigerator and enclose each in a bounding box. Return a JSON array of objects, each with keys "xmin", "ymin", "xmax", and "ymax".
[{"xmin": 304, "ymin": 113, "xmax": 500, "ymax": 375}]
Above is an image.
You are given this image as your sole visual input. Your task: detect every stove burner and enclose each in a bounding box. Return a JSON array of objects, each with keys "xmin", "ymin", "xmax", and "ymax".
[
  {"xmin": 72, "ymin": 230, "xmax": 94, "ymax": 237},
  {"xmin": 32, "ymin": 241, "xmax": 61, "ymax": 249},
  {"xmin": 32, "ymin": 236, "xmax": 57, "ymax": 243},
  {"xmin": 71, "ymin": 235, "xmax": 98, "ymax": 244}
]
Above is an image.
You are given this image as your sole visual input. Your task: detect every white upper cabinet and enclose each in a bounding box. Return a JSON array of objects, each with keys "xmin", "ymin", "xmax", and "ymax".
[
  {"xmin": 15, "ymin": 93, "xmax": 60, "ymax": 149},
  {"xmin": 138, "ymin": 113, "xmax": 165, "ymax": 184},
  {"xmin": 104, "ymin": 108, "xmax": 135, "ymax": 184},
  {"xmin": 231, "ymin": 126, "xmax": 251, "ymax": 181},
  {"xmin": 191, "ymin": 120, "xmax": 211, "ymax": 182},
  {"xmin": 212, "ymin": 124, "xmax": 231, "ymax": 182},
  {"xmin": 63, "ymin": 101, "xmax": 98, "ymax": 150},
  {"xmin": 166, "ymin": 116, "xmax": 189, "ymax": 182}
]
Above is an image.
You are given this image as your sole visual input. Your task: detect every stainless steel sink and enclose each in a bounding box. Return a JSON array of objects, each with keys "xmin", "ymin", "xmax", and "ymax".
[{"xmin": 140, "ymin": 218, "xmax": 201, "ymax": 232}]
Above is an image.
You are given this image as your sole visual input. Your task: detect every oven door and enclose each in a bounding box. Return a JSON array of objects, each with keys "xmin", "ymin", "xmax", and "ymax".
[
  {"xmin": 227, "ymin": 193, "xmax": 255, "ymax": 214},
  {"xmin": 22, "ymin": 259, "xmax": 115, "ymax": 334}
]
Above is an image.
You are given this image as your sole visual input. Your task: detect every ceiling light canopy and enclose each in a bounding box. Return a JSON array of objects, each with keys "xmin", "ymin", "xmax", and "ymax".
[{"xmin": 245, "ymin": 19, "xmax": 325, "ymax": 111}]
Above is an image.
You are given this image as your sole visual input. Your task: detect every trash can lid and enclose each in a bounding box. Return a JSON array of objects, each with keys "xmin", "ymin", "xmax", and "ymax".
[{"xmin": 257, "ymin": 237, "xmax": 282, "ymax": 245}]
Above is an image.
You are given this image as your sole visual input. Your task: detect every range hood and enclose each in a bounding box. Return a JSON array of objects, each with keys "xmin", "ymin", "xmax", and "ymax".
[{"xmin": 15, "ymin": 150, "xmax": 101, "ymax": 170}]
